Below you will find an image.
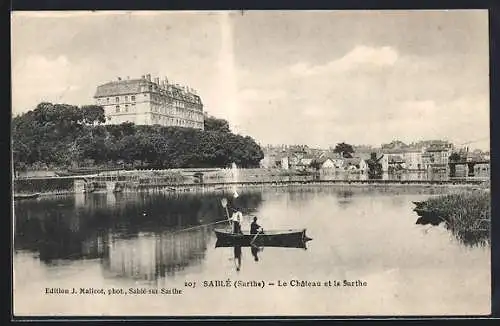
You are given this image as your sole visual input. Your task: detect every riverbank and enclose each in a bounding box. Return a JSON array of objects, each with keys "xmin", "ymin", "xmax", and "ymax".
[
  {"xmin": 413, "ymin": 190, "xmax": 490, "ymax": 246},
  {"xmin": 13, "ymin": 178, "xmax": 488, "ymax": 200}
]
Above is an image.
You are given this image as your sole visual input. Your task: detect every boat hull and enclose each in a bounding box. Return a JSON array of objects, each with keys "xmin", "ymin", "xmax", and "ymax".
[{"xmin": 214, "ymin": 229, "xmax": 311, "ymax": 248}]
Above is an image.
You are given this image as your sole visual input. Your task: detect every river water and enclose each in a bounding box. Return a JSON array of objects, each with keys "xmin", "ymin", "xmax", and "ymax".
[{"xmin": 13, "ymin": 186, "xmax": 490, "ymax": 316}]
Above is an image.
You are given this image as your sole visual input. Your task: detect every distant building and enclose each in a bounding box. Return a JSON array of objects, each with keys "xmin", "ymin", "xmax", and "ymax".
[
  {"xmin": 423, "ymin": 143, "xmax": 453, "ymax": 172},
  {"xmin": 403, "ymin": 147, "xmax": 424, "ymax": 171},
  {"xmin": 299, "ymin": 156, "xmax": 315, "ymax": 167},
  {"xmin": 280, "ymin": 156, "xmax": 289, "ymax": 170},
  {"xmin": 94, "ymin": 74, "xmax": 204, "ymax": 129},
  {"xmin": 359, "ymin": 159, "xmax": 368, "ymax": 172},
  {"xmin": 380, "ymin": 140, "xmax": 409, "ymax": 171},
  {"xmin": 381, "ymin": 140, "xmax": 453, "ymax": 172},
  {"xmin": 421, "ymin": 152, "xmax": 433, "ymax": 171},
  {"xmin": 425, "ymin": 144, "xmax": 452, "ymax": 163},
  {"xmin": 259, "ymin": 155, "xmax": 276, "ymax": 168},
  {"xmin": 388, "ymin": 155, "xmax": 406, "ymax": 171},
  {"xmin": 343, "ymin": 157, "xmax": 364, "ymax": 171},
  {"xmin": 473, "ymin": 163, "xmax": 490, "ymax": 179},
  {"xmin": 318, "ymin": 157, "xmax": 336, "ymax": 170}
]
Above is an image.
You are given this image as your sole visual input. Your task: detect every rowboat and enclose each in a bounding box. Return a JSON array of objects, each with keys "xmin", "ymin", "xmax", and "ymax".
[
  {"xmin": 214, "ymin": 229, "xmax": 312, "ymax": 248},
  {"xmin": 14, "ymin": 193, "xmax": 40, "ymax": 200}
]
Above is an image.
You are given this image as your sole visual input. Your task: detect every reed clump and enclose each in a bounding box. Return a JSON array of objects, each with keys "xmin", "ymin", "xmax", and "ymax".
[{"xmin": 420, "ymin": 190, "xmax": 490, "ymax": 246}]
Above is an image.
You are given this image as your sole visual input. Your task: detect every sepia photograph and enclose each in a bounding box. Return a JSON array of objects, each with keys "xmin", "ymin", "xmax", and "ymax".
[{"xmin": 11, "ymin": 10, "xmax": 490, "ymax": 317}]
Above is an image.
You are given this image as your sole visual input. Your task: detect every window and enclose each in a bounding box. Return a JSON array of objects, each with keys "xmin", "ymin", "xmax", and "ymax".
[
  {"xmin": 107, "ymin": 98, "xmax": 110, "ymax": 103},
  {"xmin": 116, "ymin": 105, "xmax": 120, "ymax": 113},
  {"xmin": 125, "ymin": 96, "xmax": 128, "ymax": 101},
  {"xmin": 125, "ymin": 104, "xmax": 129, "ymax": 112},
  {"xmin": 131, "ymin": 95, "xmax": 136, "ymax": 101},
  {"xmin": 115, "ymin": 97, "xmax": 119, "ymax": 103}
]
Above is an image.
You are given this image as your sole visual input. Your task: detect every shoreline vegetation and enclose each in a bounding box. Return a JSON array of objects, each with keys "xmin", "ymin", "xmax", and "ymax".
[
  {"xmin": 413, "ymin": 190, "xmax": 491, "ymax": 246},
  {"xmin": 12, "ymin": 103, "xmax": 264, "ymax": 174}
]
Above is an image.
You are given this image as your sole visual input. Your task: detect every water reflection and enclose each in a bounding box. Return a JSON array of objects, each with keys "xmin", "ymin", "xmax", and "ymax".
[
  {"xmin": 13, "ymin": 187, "xmax": 490, "ymax": 315},
  {"xmin": 234, "ymin": 246, "xmax": 242, "ymax": 271},
  {"xmin": 227, "ymin": 246, "xmax": 264, "ymax": 272},
  {"xmin": 413, "ymin": 205, "xmax": 490, "ymax": 247},
  {"xmin": 337, "ymin": 190, "xmax": 354, "ymax": 206},
  {"xmin": 14, "ymin": 192, "xmax": 263, "ymax": 280},
  {"xmin": 102, "ymin": 229, "xmax": 209, "ymax": 281},
  {"xmin": 251, "ymin": 246, "xmax": 261, "ymax": 261}
]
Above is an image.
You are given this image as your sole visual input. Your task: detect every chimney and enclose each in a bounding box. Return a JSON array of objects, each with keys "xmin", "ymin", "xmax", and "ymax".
[
  {"xmin": 141, "ymin": 75, "xmax": 145, "ymax": 79},
  {"xmin": 146, "ymin": 74, "xmax": 151, "ymax": 81},
  {"xmin": 164, "ymin": 77, "xmax": 169, "ymax": 84},
  {"xmin": 117, "ymin": 77, "xmax": 122, "ymax": 81},
  {"xmin": 154, "ymin": 77, "xmax": 160, "ymax": 84},
  {"xmin": 127, "ymin": 76, "xmax": 130, "ymax": 80}
]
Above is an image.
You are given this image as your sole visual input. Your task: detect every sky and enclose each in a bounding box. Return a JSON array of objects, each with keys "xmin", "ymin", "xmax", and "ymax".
[{"xmin": 11, "ymin": 10, "xmax": 490, "ymax": 150}]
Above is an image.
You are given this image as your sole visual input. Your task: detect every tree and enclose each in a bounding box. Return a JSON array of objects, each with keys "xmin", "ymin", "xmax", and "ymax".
[
  {"xmin": 80, "ymin": 105, "xmax": 106, "ymax": 124},
  {"xmin": 12, "ymin": 103, "xmax": 264, "ymax": 170},
  {"xmin": 333, "ymin": 142, "xmax": 355, "ymax": 158},
  {"xmin": 204, "ymin": 115, "xmax": 231, "ymax": 133},
  {"xmin": 366, "ymin": 152, "xmax": 384, "ymax": 179}
]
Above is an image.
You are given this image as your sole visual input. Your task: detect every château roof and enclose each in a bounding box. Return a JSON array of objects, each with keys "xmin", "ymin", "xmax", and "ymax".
[
  {"xmin": 94, "ymin": 79, "xmax": 144, "ymax": 98},
  {"xmin": 94, "ymin": 77, "xmax": 203, "ymax": 105}
]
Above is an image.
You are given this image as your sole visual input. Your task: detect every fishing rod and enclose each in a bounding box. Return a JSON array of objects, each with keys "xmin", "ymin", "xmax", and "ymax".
[
  {"xmin": 170, "ymin": 219, "xmax": 230, "ymax": 234},
  {"xmin": 170, "ymin": 196, "xmax": 258, "ymax": 234},
  {"xmin": 171, "ymin": 197, "xmax": 234, "ymax": 234}
]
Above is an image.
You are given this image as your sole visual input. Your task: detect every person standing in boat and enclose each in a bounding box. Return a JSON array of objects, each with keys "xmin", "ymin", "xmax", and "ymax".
[{"xmin": 231, "ymin": 211, "xmax": 243, "ymax": 234}]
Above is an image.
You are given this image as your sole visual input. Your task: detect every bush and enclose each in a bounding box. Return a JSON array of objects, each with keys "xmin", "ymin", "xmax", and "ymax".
[{"xmin": 421, "ymin": 190, "xmax": 490, "ymax": 246}]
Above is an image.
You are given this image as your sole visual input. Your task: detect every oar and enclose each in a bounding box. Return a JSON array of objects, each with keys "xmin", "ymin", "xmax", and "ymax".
[
  {"xmin": 250, "ymin": 227, "xmax": 263, "ymax": 246},
  {"xmin": 221, "ymin": 198, "xmax": 232, "ymax": 231}
]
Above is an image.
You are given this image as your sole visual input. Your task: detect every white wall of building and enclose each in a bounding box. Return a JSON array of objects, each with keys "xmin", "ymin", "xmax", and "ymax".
[{"xmin": 95, "ymin": 84, "xmax": 204, "ymax": 129}]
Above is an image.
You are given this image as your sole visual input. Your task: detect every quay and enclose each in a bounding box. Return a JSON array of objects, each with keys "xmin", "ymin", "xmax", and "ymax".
[{"xmin": 13, "ymin": 175, "xmax": 488, "ymax": 198}]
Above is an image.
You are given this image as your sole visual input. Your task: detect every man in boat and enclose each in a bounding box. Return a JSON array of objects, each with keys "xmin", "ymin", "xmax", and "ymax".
[
  {"xmin": 231, "ymin": 211, "xmax": 243, "ymax": 234},
  {"xmin": 250, "ymin": 216, "xmax": 263, "ymax": 235}
]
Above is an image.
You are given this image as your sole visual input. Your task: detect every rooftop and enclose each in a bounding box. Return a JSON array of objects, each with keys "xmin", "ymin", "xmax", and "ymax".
[
  {"xmin": 426, "ymin": 146, "xmax": 451, "ymax": 152},
  {"xmin": 389, "ymin": 155, "xmax": 405, "ymax": 163},
  {"xmin": 94, "ymin": 79, "xmax": 144, "ymax": 97},
  {"xmin": 94, "ymin": 75, "xmax": 201, "ymax": 102}
]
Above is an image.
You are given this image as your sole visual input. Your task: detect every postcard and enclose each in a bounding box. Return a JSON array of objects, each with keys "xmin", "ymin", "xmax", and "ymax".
[{"xmin": 11, "ymin": 10, "xmax": 491, "ymax": 317}]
